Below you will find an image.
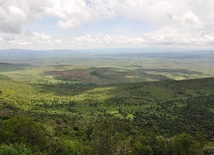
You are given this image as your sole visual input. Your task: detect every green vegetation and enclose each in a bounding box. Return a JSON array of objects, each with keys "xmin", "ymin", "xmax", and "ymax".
[
  {"xmin": 0, "ymin": 63, "xmax": 30, "ymax": 72},
  {"xmin": 0, "ymin": 52, "xmax": 213, "ymax": 154},
  {"xmin": 0, "ymin": 74, "xmax": 11, "ymax": 80}
]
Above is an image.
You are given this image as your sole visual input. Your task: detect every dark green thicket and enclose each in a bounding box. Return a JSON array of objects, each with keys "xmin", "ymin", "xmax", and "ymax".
[{"xmin": 0, "ymin": 117, "xmax": 77, "ymax": 155}]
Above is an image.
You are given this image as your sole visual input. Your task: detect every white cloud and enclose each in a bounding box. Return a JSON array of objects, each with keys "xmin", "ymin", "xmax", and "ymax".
[
  {"xmin": 1, "ymin": 0, "xmax": 214, "ymax": 31},
  {"xmin": 0, "ymin": 0, "xmax": 47, "ymax": 33},
  {"xmin": 182, "ymin": 12, "xmax": 202, "ymax": 26},
  {"xmin": 72, "ymin": 34, "xmax": 95, "ymax": 45},
  {"xmin": 171, "ymin": 11, "xmax": 203, "ymax": 28},
  {"xmin": 0, "ymin": 31, "xmax": 61, "ymax": 49},
  {"xmin": 45, "ymin": 0, "xmax": 98, "ymax": 29},
  {"xmin": 0, "ymin": 0, "xmax": 214, "ymax": 49},
  {"xmin": 68, "ymin": 29, "xmax": 214, "ymax": 48},
  {"xmin": 70, "ymin": 34, "xmax": 147, "ymax": 48}
]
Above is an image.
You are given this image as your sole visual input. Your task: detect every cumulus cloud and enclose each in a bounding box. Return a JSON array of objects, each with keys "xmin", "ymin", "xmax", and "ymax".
[
  {"xmin": 45, "ymin": 0, "xmax": 98, "ymax": 29},
  {"xmin": 1, "ymin": 0, "xmax": 213, "ymax": 31},
  {"xmin": 0, "ymin": 31, "xmax": 61, "ymax": 49},
  {"xmin": 44, "ymin": 0, "xmax": 178, "ymax": 29},
  {"xmin": 170, "ymin": 11, "xmax": 203, "ymax": 29},
  {"xmin": 0, "ymin": 0, "xmax": 214, "ymax": 48},
  {"xmin": 0, "ymin": 0, "xmax": 47, "ymax": 33},
  {"xmin": 70, "ymin": 34, "xmax": 146, "ymax": 48},
  {"xmin": 182, "ymin": 12, "xmax": 202, "ymax": 26},
  {"xmin": 68, "ymin": 30, "xmax": 214, "ymax": 48},
  {"xmin": 143, "ymin": 27, "xmax": 206, "ymax": 46}
]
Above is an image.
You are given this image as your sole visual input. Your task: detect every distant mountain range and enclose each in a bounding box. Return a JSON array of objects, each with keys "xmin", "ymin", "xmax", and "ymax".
[
  {"xmin": 0, "ymin": 49, "xmax": 90, "ymax": 59},
  {"xmin": 0, "ymin": 48, "xmax": 214, "ymax": 60}
]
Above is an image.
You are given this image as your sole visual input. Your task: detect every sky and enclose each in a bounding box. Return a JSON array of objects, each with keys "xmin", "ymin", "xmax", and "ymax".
[{"xmin": 0, "ymin": 0, "xmax": 214, "ymax": 50}]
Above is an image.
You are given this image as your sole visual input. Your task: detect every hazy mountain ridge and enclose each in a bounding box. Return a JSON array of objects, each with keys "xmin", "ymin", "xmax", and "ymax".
[
  {"xmin": 1, "ymin": 48, "xmax": 214, "ymax": 59},
  {"xmin": 0, "ymin": 49, "xmax": 90, "ymax": 59}
]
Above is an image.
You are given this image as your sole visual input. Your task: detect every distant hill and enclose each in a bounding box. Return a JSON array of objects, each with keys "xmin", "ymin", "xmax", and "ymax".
[
  {"xmin": 0, "ymin": 62, "xmax": 31, "ymax": 72},
  {"xmin": 0, "ymin": 49, "xmax": 89, "ymax": 60},
  {"xmin": 0, "ymin": 48, "xmax": 214, "ymax": 60}
]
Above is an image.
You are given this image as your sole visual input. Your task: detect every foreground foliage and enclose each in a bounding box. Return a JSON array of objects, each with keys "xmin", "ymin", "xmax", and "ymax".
[
  {"xmin": 0, "ymin": 77, "xmax": 213, "ymax": 154},
  {"xmin": 0, "ymin": 117, "xmax": 207, "ymax": 155}
]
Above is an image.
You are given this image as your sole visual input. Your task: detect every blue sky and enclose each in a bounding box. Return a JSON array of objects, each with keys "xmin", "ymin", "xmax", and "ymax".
[{"xmin": 0, "ymin": 0, "xmax": 214, "ymax": 50}]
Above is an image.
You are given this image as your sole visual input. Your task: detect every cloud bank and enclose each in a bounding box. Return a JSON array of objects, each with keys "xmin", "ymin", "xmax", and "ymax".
[{"xmin": 0, "ymin": 0, "xmax": 214, "ymax": 49}]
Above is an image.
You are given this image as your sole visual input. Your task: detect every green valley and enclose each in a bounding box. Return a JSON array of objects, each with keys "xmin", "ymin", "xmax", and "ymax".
[{"xmin": 0, "ymin": 50, "xmax": 214, "ymax": 155}]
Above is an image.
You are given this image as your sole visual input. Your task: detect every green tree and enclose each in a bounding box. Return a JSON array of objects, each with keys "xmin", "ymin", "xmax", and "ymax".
[
  {"xmin": 91, "ymin": 117, "xmax": 118, "ymax": 155},
  {"xmin": 0, "ymin": 117, "xmax": 48, "ymax": 152},
  {"xmin": 172, "ymin": 133, "xmax": 203, "ymax": 155},
  {"xmin": 131, "ymin": 141, "xmax": 154, "ymax": 155},
  {"xmin": 153, "ymin": 136, "xmax": 171, "ymax": 155},
  {"xmin": 203, "ymin": 146, "xmax": 214, "ymax": 155},
  {"xmin": 0, "ymin": 143, "xmax": 32, "ymax": 155},
  {"xmin": 116, "ymin": 137, "xmax": 132, "ymax": 155}
]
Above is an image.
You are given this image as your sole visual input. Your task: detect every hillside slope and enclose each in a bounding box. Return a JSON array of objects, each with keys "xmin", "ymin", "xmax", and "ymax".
[{"xmin": 0, "ymin": 77, "xmax": 213, "ymax": 154}]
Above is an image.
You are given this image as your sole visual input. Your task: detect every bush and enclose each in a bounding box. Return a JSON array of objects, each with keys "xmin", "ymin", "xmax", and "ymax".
[
  {"xmin": 172, "ymin": 133, "xmax": 203, "ymax": 155},
  {"xmin": 0, "ymin": 117, "xmax": 81, "ymax": 155},
  {"xmin": 203, "ymin": 146, "xmax": 214, "ymax": 155},
  {"xmin": 0, "ymin": 117, "xmax": 48, "ymax": 151},
  {"xmin": 0, "ymin": 143, "xmax": 32, "ymax": 155}
]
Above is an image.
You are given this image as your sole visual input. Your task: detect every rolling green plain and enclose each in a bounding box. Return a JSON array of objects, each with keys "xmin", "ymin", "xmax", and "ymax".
[{"xmin": 0, "ymin": 49, "xmax": 214, "ymax": 155}]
